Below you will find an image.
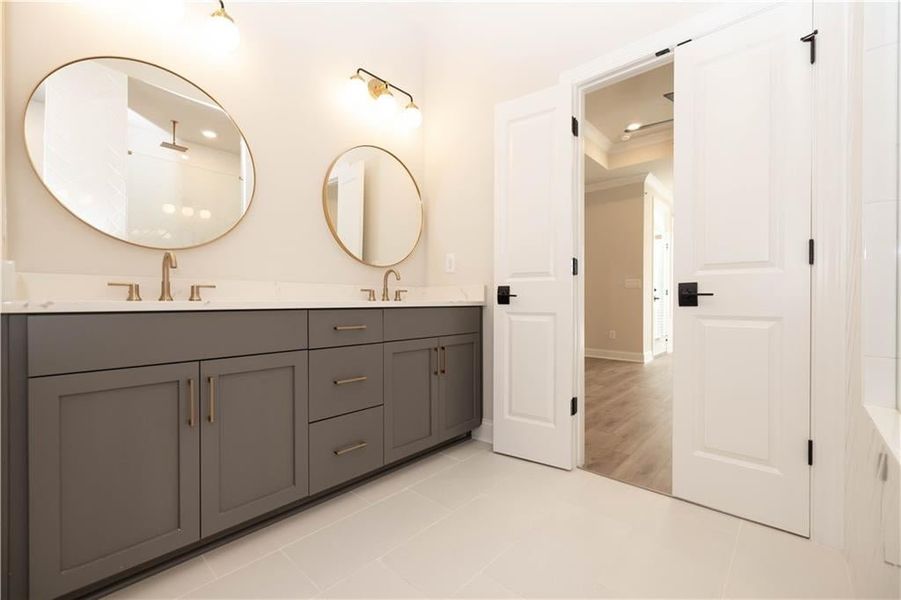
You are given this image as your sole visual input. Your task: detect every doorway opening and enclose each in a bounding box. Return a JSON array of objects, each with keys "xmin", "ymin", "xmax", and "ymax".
[{"xmin": 581, "ymin": 62, "xmax": 675, "ymax": 495}]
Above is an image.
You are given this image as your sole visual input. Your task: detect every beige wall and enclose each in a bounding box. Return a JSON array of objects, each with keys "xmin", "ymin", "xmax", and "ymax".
[
  {"xmin": 584, "ymin": 182, "xmax": 645, "ymax": 355},
  {"xmin": 3, "ymin": 2, "xmax": 426, "ymax": 285},
  {"xmin": 3, "ymin": 2, "xmax": 720, "ymax": 424}
]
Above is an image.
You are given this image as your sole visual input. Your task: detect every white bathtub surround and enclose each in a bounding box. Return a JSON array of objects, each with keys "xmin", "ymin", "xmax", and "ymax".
[{"xmin": 2, "ymin": 272, "xmax": 484, "ymax": 313}]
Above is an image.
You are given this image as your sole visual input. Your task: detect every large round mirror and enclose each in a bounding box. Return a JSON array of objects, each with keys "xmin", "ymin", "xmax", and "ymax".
[
  {"xmin": 323, "ymin": 146, "xmax": 422, "ymax": 267},
  {"xmin": 24, "ymin": 57, "xmax": 255, "ymax": 249}
]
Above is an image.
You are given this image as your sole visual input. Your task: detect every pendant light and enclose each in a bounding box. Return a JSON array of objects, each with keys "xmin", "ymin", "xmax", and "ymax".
[{"xmin": 206, "ymin": 0, "xmax": 240, "ymax": 54}]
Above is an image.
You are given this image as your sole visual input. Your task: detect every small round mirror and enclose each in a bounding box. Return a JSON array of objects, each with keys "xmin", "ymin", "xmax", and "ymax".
[
  {"xmin": 323, "ymin": 146, "xmax": 422, "ymax": 267},
  {"xmin": 24, "ymin": 57, "xmax": 255, "ymax": 249}
]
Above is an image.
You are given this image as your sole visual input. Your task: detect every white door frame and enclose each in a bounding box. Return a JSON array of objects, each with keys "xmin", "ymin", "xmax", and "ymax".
[{"xmin": 561, "ymin": 2, "xmax": 855, "ymax": 548}]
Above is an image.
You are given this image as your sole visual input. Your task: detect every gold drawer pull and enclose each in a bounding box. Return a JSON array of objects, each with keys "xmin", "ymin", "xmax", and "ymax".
[
  {"xmin": 334, "ymin": 376, "xmax": 368, "ymax": 386},
  {"xmin": 334, "ymin": 441, "xmax": 368, "ymax": 456},
  {"xmin": 334, "ymin": 324, "xmax": 367, "ymax": 331}
]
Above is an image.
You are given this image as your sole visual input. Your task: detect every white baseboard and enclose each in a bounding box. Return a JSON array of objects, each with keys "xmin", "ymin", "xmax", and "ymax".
[
  {"xmin": 472, "ymin": 419, "xmax": 493, "ymax": 444},
  {"xmin": 585, "ymin": 348, "xmax": 650, "ymax": 363}
]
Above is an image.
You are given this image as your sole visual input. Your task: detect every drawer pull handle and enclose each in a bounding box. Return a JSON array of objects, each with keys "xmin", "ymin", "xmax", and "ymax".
[
  {"xmin": 187, "ymin": 378, "xmax": 196, "ymax": 428},
  {"xmin": 334, "ymin": 441, "xmax": 368, "ymax": 456},
  {"xmin": 440, "ymin": 346, "xmax": 447, "ymax": 375},
  {"xmin": 208, "ymin": 376, "xmax": 216, "ymax": 424},
  {"xmin": 334, "ymin": 376, "xmax": 368, "ymax": 386},
  {"xmin": 433, "ymin": 347, "xmax": 439, "ymax": 375},
  {"xmin": 334, "ymin": 324, "xmax": 367, "ymax": 331}
]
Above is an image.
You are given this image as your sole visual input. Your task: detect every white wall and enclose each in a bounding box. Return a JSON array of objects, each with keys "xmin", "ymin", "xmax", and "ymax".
[
  {"xmin": 584, "ymin": 182, "xmax": 644, "ymax": 357},
  {"xmin": 845, "ymin": 2, "xmax": 901, "ymax": 594},
  {"xmin": 418, "ymin": 2, "xmax": 717, "ymax": 420},
  {"xmin": 861, "ymin": 0, "xmax": 900, "ymax": 410},
  {"xmin": 4, "ymin": 2, "xmax": 426, "ymax": 285},
  {"xmin": 3, "ymin": 2, "xmax": 720, "ymax": 422}
]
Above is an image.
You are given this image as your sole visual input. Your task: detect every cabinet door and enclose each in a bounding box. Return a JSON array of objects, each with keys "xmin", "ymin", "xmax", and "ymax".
[
  {"xmin": 29, "ymin": 363, "xmax": 200, "ymax": 600},
  {"xmin": 384, "ymin": 338, "xmax": 439, "ymax": 463},
  {"xmin": 201, "ymin": 351, "xmax": 309, "ymax": 536},
  {"xmin": 438, "ymin": 333, "xmax": 482, "ymax": 441}
]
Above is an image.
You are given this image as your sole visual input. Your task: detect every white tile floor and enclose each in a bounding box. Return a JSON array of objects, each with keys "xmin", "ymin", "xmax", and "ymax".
[{"xmin": 107, "ymin": 440, "xmax": 854, "ymax": 599}]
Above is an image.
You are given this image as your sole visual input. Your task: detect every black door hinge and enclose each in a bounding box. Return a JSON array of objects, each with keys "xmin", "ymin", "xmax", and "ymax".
[
  {"xmin": 571, "ymin": 397, "xmax": 578, "ymax": 416},
  {"xmin": 572, "ymin": 257, "xmax": 579, "ymax": 276},
  {"xmin": 801, "ymin": 30, "xmax": 818, "ymax": 64},
  {"xmin": 807, "ymin": 439, "xmax": 814, "ymax": 466},
  {"xmin": 808, "ymin": 239, "xmax": 815, "ymax": 265},
  {"xmin": 571, "ymin": 116, "xmax": 579, "ymax": 137}
]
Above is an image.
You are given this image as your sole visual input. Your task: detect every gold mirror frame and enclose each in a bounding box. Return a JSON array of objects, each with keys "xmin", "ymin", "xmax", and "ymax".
[
  {"xmin": 23, "ymin": 56, "xmax": 257, "ymax": 251},
  {"xmin": 322, "ymin": 145, "xmax": 423, "ymax": 267}
]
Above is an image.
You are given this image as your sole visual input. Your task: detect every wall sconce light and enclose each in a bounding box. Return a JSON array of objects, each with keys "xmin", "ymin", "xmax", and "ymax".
[
  {"xmin": 346, "ymin": 68, "xmax": 422, "ymax": 129},
  {"xmin": 205, "ymin": 0, "xmax": 240, "ymax": 53}
]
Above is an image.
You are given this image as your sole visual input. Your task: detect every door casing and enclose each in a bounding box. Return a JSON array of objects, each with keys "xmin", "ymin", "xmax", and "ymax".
[{"xmin": 560, "ymin": 1, "xmax": 855, "ymax": 548}]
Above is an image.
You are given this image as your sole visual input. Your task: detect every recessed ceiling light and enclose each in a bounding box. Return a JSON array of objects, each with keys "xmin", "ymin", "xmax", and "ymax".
[
  {"xmin": 625, "ymin": 122, "xmax": 642, "ymax": 132},
  {"xmin": 181, "ymin": 206, "xmax": 195, "ymax": 217},
  {"xmin": 199, "ymin": 209, "xmax": 212, "ymax": 220},
  {"xmin": 180, "ymin": 154, "xmax": 189, "ymax": 160},
  {"xmin": 201, "ymin": 130, "xmax": 218, "ymax": 139},
  {"xmin": 621, "ymin": 133, "xmax": 632, "ymax": 141},
  {"xmin": 161, "ymin": 203, "xmax": 176, "ymax": 214}
]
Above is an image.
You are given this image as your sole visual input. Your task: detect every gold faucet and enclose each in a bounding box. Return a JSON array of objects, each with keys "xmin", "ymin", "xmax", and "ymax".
[
  {"xmin": 159, "ymin": 251, "xmax": 178, "ymax": 301},
  {"xmin": 382, "ymin": 269, "xmax": 400, "ymax": 301}
]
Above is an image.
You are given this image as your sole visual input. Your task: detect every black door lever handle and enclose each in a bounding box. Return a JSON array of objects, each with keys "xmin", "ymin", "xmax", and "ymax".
[
  {"xmin": 497, "ymin": 285, "xmax": 517, "ymax": 305},
  {"xmin": 677, "ymin": 282, "xmax": 714, "ymax": 307}
]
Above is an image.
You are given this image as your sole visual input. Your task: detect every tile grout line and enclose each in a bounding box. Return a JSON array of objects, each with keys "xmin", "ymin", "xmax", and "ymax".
[{"xmin": 719, "ymin": 520, "xmax": 743, "ymax": 599}]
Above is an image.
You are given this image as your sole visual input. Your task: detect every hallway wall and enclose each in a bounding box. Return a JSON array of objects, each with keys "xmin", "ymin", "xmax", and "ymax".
[{"xmin": 584, "ymin": 182, "xmax": 645, "ymax": 359}]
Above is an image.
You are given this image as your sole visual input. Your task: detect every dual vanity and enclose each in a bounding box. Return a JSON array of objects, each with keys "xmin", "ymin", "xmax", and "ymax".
[
  {"xmin": 7, "ymin": 52, "xmax": 467, "ymax": 600},
  {"xmin": 2, "ymin": 303, "xmax": 483, "ymax": 599}
]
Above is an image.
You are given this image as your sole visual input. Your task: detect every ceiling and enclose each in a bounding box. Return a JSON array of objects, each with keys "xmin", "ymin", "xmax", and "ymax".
[
  {"xmin": 583, "ymin": 62, "xmax": 674, "ymax": 191},
  {"xmin": 584, "ymin": 62, "xmax": 673, "ymax": 143},
  {"xmin": 127, "ymin": 78, "xmax": 242, "ymax": 154}
]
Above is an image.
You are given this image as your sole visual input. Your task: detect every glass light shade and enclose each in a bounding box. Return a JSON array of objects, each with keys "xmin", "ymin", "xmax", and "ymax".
[
  {"xmin": 400, "ymin": 102, "xmax": 423, "ymax": 129},
  {"xmin": 346, "ymin": 74, "xmax": 368, "ymax": 102},
  {"xmin": 375, "ymin": 90, "xmax": 399, "ymax": 120},
  {"xmin": 206, "ymin": 8, "xmax": 240, "ymax": 54}
]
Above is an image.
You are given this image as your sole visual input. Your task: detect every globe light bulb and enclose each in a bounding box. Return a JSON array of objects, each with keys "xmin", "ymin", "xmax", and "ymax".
[
  {"xmin": 346, "ymin": 73, "xmax": 368, "ymax": 102},
  {"xmin": 206, "ymin": 6, "xmax": 240, "ymax": 54},
  {"xmin": 375, "ymin": 89, "xmax": 399, "ymax": 120},
  {"xmin": 400, "ymin": 102, "xmax": 423, "ymax": 129}
]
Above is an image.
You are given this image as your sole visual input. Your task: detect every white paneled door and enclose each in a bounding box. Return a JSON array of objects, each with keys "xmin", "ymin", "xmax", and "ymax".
[
  {"xmin": 493, "ymin": 84, "xmax": 575, "ymax": 470},
  {"xmin": 672, "ymin": 4, "xmax": 813, "ymax": 535}
]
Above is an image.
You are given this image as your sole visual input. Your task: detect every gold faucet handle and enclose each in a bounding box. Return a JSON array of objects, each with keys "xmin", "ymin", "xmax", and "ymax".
[
  {"xmin": 108, "ymin": 282, "xmax": 142, "ymax": 301},
  {"xmin": 360, "ymin": 288, "xmax": 377, "ymax": 302},
  {"xmin": 189, "ymin": 284, "xmax": 217, "ymax": 302},
  {"xmin": 394, "ymin": 289, "xmax": 408, "ymax": 302}
]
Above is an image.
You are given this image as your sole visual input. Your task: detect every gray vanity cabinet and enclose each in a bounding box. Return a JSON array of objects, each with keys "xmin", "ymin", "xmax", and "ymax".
[
  {"xmin": 384, "ymin": 338, "xmax": 441, "ymax": 462},
  {"xmin": 200, "ymin": 351, "xmax": 309, "ymax": 537},
  {"xmin": 438, "ymin": 333, "xmax": 482, "ymax": 440},
  {"xmin": 28, "ymin": 362, "xmax": 200, "ymax": 600}
]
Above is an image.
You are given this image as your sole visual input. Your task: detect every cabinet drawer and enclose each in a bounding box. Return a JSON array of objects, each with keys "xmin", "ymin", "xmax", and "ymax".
[
  {"xmin": 308, "ymin": 310, "xmax": 383, "ymax": 348},
  {"xmin": 309, "ymin": 345, "xmax": 383, "ymax": 422},
  {"xmin": 384, "ymin": 307, "xmax": 480, "ymax": 341},
  {"xmin": 27, "ymin": 311, "xmax": 307, "ymax": 377},
  {"xmin": 309, "ymin": 407, "xmax": 384, "ymax": 494}
]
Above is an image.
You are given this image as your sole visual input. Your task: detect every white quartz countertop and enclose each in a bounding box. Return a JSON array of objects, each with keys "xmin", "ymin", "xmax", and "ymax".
[
  {"xmin": 1, "ymin": 273, "xmax": 487, "ymax": 313},
  {"xmin": 1, "ymin": 298, "xmax": 484, "ymax": 314}
]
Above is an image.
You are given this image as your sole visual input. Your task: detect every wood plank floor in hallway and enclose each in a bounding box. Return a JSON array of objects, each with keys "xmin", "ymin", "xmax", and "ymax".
[{"xmin": 584, "ymin": 354, "xmax": 673, "ymax": 494}]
